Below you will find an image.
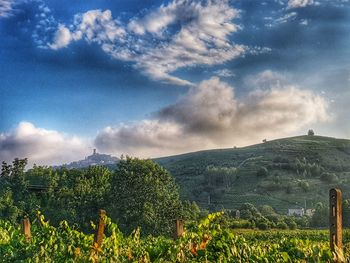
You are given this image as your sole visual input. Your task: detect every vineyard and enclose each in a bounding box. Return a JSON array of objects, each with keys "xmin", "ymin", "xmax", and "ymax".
[{"xmin": 1, "ymin": 212, "xmax": 349, "ymax": 262}]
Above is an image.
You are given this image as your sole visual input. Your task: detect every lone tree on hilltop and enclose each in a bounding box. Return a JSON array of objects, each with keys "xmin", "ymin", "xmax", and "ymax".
[{"xmin": 307, "ymin": 129, "xmax": 315, "ymax": 136}]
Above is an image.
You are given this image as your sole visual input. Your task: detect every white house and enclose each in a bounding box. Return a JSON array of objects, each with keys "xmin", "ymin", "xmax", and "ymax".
[{"xmin": 288, "ymin": 208, "xmax": 304, "ymax": 217}]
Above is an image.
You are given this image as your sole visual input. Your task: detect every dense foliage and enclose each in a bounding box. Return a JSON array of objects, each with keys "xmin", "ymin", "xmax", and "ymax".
[
  {"xmin": 0, "ymin": 212, "xmax": 349, "ymax": 262},
  {"xmin": 0, "ymin": 157, "xmax": 200, "ymax": 236}
]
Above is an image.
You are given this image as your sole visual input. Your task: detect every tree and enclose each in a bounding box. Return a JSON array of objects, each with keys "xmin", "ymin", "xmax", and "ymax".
[
  {"xmin": 311, "ymin": 202, "xmax": 328, "ymax": 227},
  {"xmin": 343, "ymin": 199, "xmax": 350, "ymax": 227},
  {"xmin": 0, "ymin": 159, "xmax": 33, "ymax": 221},
  {"xmin": 109, "ymin": 157, "xmax": 183, "ymax": 236},
  {"xmin": 239, "ymin": 203, "xmax": 261, "ymax": 220},
  {"xmin": 307, "ymin": 129, "xmax": 315, "ymax": 136},
  {"xmin": 42, "ymin": 165, "xmax": 112, "ymax": 229},
  {"xmin": 284, "ymin": 217, "xmax": 297, "ymax": 230}
]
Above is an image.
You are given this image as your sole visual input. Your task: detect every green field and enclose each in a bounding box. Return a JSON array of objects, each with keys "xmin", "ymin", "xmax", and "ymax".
[{"xmin": 156, "ymin": 135, "xmax": 350, "ymax": 213}]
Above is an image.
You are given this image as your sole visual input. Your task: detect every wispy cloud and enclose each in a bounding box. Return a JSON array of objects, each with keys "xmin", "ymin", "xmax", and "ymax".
[
  {"xmin": 244, "ymin": 70, "xmax": 286, "ymax": 89},
  {"xmin": 214, "ymin": 69, "xmax": 235, "ymax": 78},
  {"xmin": 32, "ymin": 0, "xmax": 59, "ymax": 48},
  {"xmin": 45, "ymin": 0, "xmax": 246, "ymax": 86},
  {"xmin": 287, "ymin": 0, "xmax": 314, "ymax": 9},
  {"xmin": 266, "ymin": 11, "xmax": 298, "ymax": 27},
  {"xmin": 0, "ymin": 0, "xmax": 20, "ymax": 18}
]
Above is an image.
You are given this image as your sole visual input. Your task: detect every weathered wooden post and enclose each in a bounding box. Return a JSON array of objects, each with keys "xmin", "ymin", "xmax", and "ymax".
[
  {"xmin": 94, "ymin": 209, "xmax": 106, "ymax": 248},
  {"xmin": 329, "ymin": 188, "xmax": 342, "ymax": 262},
  {"xmin": 22, "ymin": 218, "xmax": 31, "ymax": 242},
  {"xmin": 174, "ymin": 219, "xmax": 184, "ymax": 239}
]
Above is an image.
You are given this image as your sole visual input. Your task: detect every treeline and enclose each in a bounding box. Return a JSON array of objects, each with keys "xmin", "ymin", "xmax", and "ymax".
[
  {"xmin": 0, "ymin": 157, "xmax": 201, "ymax": 236},
  {"xmin": 1, "ymin": 157, "xmax": 349, "ymax": 236}
]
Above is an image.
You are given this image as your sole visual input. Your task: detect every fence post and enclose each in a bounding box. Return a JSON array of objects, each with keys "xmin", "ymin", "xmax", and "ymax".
[
  {"xmin": 174, "ymin": 219, "xmax": 184, "ymax": 239},
  {"xmin": 22, "ymin": 218, "xmax": 31, "ymax": 242},
  {"xmin": 329, "ymin": 188, "xmax": 342, "ymax": 262},
  {"xmin": 94, "ymin": 209, "xmax": 106, "ymax": 248}
]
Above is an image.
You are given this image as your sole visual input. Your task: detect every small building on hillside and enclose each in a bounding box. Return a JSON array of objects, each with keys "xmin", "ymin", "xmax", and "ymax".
[{"xmin": 288, "ymin": 208, "xmax": 304, "ymax": 217}]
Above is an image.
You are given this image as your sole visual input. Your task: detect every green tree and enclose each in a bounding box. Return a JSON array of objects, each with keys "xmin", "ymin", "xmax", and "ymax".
[
  {"xmin": 311, "ymin": 202, "xmax": 328, "ymax": 227},
  {"xmin": 0, "ymin": 159, "xmax": 34, "ymax": 221},
  {"xmin": 256, "ymin": 167, "xmax": 268, "ymax": 177},
  {"xmin": 308, "ymin": 129, "xmax": 315, "ymax": 136},
  {"xmin": 109, "ymin": 157, "xmax": 183, "ymax": 236}
]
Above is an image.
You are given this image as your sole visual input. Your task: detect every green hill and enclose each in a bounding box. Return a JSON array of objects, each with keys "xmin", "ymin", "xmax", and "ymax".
[{"xmin": 155, "ymin": 135, "xmax": 350, "ymax": 214}]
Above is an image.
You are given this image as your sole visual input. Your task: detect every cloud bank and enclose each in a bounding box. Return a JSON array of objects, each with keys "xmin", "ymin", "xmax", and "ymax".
[
  {"xmin": 1, "ymin": 73, "xmax": 330, "ymax": 165},
  {"xmin": 46, "ymin": 0, "xmax": 245, "ymax": 86},
  {"xmin": 95, "ymin": 76, "xmax": 330, "ymax": 158},
  {"xmin": 0, "ymin": 122, "xmax": 90, "ymax": 167}
]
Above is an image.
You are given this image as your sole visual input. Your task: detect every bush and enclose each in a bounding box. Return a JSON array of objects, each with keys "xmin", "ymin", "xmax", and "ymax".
[
  {"xmin": 230, "ymin": 219, "xmax": 253, "ymax": 229},
  {"xmin": 284, "ymin": 217, "xmax": 297, "ymax": 230},
  {"xmin": 320, "ymin": 172, "xmax": 338, "ymax": 183},
  {"xmin": 257, "ymin": 167, "xmax": 268, "ymax": 177},
  {"xmin": 276, "ymin": 221, "xmax": 288, "ymax": 229},
  {"xmin": 256, "ymin": 217, "xmax": 270, "ymax": 230},
  {"xmin": 298, "ymin": 181, "xmax": 310, "ymax": 192}
]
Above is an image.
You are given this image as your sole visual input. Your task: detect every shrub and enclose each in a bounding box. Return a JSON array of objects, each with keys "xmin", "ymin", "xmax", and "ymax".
[
  {"xmin": 257, "ymin": 167, "xmax": 268, "ymax": 177},
  {"xmin": 320, "ymin": 172, "xmax": 338, "ymax": 183},
  {"xmin": 276, "ymin": 221, "xmax": 288, "ymax": 229}
]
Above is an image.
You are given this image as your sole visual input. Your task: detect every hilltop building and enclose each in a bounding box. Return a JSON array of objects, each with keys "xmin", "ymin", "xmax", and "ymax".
[{"xmin": 59, "ymin": 149, "xmax": 119, "ymax": 169}]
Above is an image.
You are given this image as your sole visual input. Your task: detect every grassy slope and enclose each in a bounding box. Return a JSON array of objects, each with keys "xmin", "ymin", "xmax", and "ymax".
[{"xmin": 155, "ymin": 135, "xmax": 350, "ymax": 213}]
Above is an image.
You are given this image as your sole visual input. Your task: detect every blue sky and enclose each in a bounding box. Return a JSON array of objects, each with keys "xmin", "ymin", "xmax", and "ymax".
[{"xmin": 1, "ymin": 0, "xmax": 350, "ymax": 166}]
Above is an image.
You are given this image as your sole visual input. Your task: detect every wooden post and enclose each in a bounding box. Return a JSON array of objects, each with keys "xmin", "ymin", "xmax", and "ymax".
[
  {"xmin": 94, "ymin": 209, "xmax": 106, "ymax": 248},
  {"xmin": 329, "ymin": 188, "xmax": 342, "ymax": 261},
  {"xmin": 174, "ymin": 219, "xmax": 184, "ymax": 239},
  {"xmin": 22, "ymin": 218, "xmax": 31, "ymax": 242}
]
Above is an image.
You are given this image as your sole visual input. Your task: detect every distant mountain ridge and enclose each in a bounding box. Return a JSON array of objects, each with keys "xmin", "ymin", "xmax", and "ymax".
[{"xmin": 59, "ymin": 149, "xmax": 119, "ymax": 169}]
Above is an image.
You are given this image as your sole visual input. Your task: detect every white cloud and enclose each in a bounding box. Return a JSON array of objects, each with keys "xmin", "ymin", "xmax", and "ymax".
[
  {"xmin": 214, "ymin": 69, "xmax": 235, "ymax": 77},
  {"xmin": 31, "ymin": 0, "xmax": 59, "ymax": 48},
  {"xmin": 72, "ymin": 9, "xmax": 126, "ymax": 43},
  {"xmin": 127, "ymin": 1, "xmax": 178, "ymax": 35},
  {"xmin": 49, "ymin": 24, "xmax": 72, "ymax": 50},
  {"xmin": 0, "ymin": 122, "xmax": 90, "ymax": 167},
  {"xmin": 95, "ymin": 75, "xmax": 330, "ymax": 158},
  {"xmin": 245, "ymin": 70, "xmax": 286, "ymax": 89},
  {"xmin": 300, "ymin": 19, "xmax": 309, "ymax": 25},
  {"xmin": 266, "ymin": 11, "xmax": 297, "ymax": 27},
  {"xmin": 287, "ymin": 0, "xmax": 314, "ymax": 9},
  {"xmin": 48, "ymin": 9, "xmax": 126, "ymax": 50},
  {"xmin": 47, "ymin": 0, "xmax": 245, "ymax": 86},
  {"xmin": 0, "ymin": 0, "xmax": 20, "ymax": 18}
]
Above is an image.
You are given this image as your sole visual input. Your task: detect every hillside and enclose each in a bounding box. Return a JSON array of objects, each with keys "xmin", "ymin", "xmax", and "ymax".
[{"xmin": 155, "ymin": 135, "xmax": 350, "ymax": 213}]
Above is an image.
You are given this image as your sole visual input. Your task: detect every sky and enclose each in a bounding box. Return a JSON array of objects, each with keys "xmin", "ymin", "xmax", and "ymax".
[{"xmin": 0, "ymin": 0, "xmax": 350, "ymax": 166}]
